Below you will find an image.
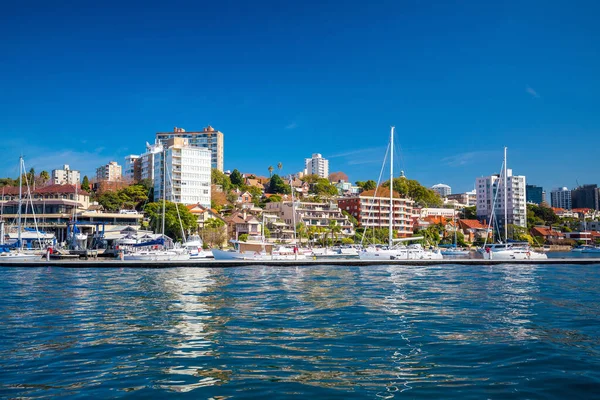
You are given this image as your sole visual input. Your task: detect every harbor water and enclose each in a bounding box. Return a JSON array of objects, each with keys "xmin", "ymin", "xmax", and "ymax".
[{"xmin": 1, "ymin": 264, "xmax": 599, "ymax": 399}]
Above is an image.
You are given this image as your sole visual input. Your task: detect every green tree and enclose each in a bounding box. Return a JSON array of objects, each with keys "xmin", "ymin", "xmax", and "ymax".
[
  {"xmin": 211, "ymin": 168, "xmax": 232, "ymax": 192},
  {"xmin": 268, "ymin": 165, "xmax": 274, "ymax": 177},
  {"xmin": 238, "ymin": 233, "xmax": 249, "ymax": 242},
  {"xmin": 39, "ymin": 171, "xmax": 50, "ymax": 186},
  {"xmin": 277, "ymin": 162, "xmax": 283, "ymax": 175},
  {"xmin": 296, "ymin": 222, "xmax": 308, "ymax": 246},
  {"xmin": 97, "ymin": 191, "xmax": 122, "ymax": 212},
  {"xmin": 266, "ymin": 194, "xmax": 282, "ymax": 203},
  {"xmin": 461, "ymin": 206, "xmax": 477, "ymax": 219},
  {"xmin": 144, "ymin": 201, "xmax": 197, "ymax": 241},
  {"xmin": 230, "ymin": 169, "xmax": 244, "ymax": 187},
  {"xmin": 329, "ymin": 220, "xmax": 342, "ymax": 245},
  {"xmin": 384, "ymin": 177, "xmax": 442, "ymax": 207},
  {"xmin": 302, "ymin": 174, "xmax": 320, "ymax": 184},
  {"xmin": 201, "ymin": 218, "xmax": 227, "ymax": 248},
  {"xmin": 342, "ymin": 210, "xmax": 359, "ymax": 227},
  {"xmin": 120, "ymin": 184, "xmax": 149, "ymax": 210},
  {"xmin": 311, "ymin": 178, "xmax": 339, "ymax": 197},
  {"xmin": 356, "ymin": 180, "xmax": 377, "ymax": 191},
  {"xmin": 81, "ymin": 175, "xmax": 91, "ymax": 192},
  {"xmin": 267, "ymin": 174, "xmax": 291, "ymax": 194}
]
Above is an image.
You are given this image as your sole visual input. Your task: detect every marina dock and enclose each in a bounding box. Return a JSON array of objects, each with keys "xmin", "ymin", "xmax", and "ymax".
[{"xmin": 1, "ymin": 258, "xmax": 599, "ymax": 268}]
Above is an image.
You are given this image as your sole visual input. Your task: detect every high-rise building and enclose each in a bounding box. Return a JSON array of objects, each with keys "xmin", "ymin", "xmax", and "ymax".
[
  {"xmin": 550, "ymin": 187, "xmax": 572, "ymax": 210},
  {"xmin": 526, "ymin": 184, "xmax": 544, "ymax": 205},
  {"xmin": 431, "ymin": 183, "xmax": 451, "ymax": 197},
  {"xmin": 476, "ymin": 169, "xmax": 527, "ymax": 228},
  {"xmin": 153, "ymin": 138, "xmax": 211, "ymax": 206},
  {"xmin": 304, "ymin": 153, "xmax": 329, "ymax": 178},
  {"xmin": 571, "ymin": 184, "xmax": 600, "ymax": 210},
  {"xmin": 51, "ymin": 164, "xmax": 80, "ymax": 185},
  {"xmin": 338, "ymin": 186, "xmax": 414, "ymax": 237},
  {"xmin": 156, "ymin": 126, "xmax": 224, "ymax": 172},
  {"xmin": 96, "ymin": 161, "xmax": 122, "ymax": 182},
  {"xmin": 123, "ymin": 155, "xmax": 140, "ymax": 182},
  {"xmin": 139, "ymin": 142, "xmax": 163, "ymax": 183},
  {"xmin": 446, "ymin": 190, "xmax": 477, "ymax": 207}
]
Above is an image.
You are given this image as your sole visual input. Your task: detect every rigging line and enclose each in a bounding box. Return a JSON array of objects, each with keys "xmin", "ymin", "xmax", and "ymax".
[
  {"xmin": 483, "ymin": 155, "xmax": 506, "ymax": 247},
  {"xmin": 360, "ymin": 140, "xmax": 390, "ymax": 247},
  {"xmin": 166, "ymin": 166, "xmax": 186, "ymax": 243},
  {"xmin": 22, "ymin": 160, "xmax": 44, "ymax": 250}
]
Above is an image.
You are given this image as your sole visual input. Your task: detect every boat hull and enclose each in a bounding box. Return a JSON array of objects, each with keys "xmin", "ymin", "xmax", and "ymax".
[{"xmin": 212, "ymin": 249, "xmax": 307, "ymax": 261}]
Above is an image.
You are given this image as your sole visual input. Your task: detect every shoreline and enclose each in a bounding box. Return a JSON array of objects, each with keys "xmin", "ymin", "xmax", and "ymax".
[{"xmin": 1, "ymin": 257, "xmax": 599, "ymax": 268}]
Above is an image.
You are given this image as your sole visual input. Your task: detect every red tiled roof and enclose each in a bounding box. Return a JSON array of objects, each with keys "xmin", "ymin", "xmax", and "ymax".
[
  {"xmin": 572, "ymin": 208, "xmax": 592, "ymax": 213},
  {"xmin": 1, "ymin": 184, "xmax": 83, "ymax": 195},
  {"xmin": 459, "ymin": 219, "xmax": 487, "ymax": 230},
  {"xmin": 531, "ymin": 226, "xmax": 565, "ymax": 238}
]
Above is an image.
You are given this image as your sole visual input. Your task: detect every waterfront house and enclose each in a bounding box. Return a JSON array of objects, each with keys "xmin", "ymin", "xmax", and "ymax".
[
  {"xmin": 458, "ymin": 219, "xmax": 491, "ymax": 242},
  {"xmin": 224, "ymin": 211, "xmax": 261, "ymax": 240},
  {"xmin": 531, "ymin": 226, "xmax": 565, "ymax": 243}
]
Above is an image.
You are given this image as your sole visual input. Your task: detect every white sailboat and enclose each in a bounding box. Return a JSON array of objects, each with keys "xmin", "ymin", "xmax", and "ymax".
[
  {"xmin": 481, "ymin": 147, "xmax": 546, "ymax": 260},
  {"xmin": 0, "ymin": 157, "xmax": 43, "ymax": 261},
  {"xmin": 359, "ymin": 127, "xmax": 443, "ymax": 261}
]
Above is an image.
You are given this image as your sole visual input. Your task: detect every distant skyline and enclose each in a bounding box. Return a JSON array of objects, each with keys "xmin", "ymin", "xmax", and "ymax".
[{"xmin": 1, "ymin": 0, "xmax": 599, "ymax": 193}]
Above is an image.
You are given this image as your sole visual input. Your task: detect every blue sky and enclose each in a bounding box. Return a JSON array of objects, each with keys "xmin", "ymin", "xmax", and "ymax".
[{"xmin": 1, "ymin": 0, "xmax": 598, "ymax": 194}]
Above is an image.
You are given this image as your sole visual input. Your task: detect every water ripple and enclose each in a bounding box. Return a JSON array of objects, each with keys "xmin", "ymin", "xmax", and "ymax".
[{"xmin": 0, "ymin": 264, "xmax": 599, "ymax": 398}]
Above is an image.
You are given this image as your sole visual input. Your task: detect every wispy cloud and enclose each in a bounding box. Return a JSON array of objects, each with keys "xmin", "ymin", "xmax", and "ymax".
[
  {"xmin": 441, "ymin": 151, "xmax": 496, "ymax": 167},
  {"xmin": 285, "ymin": 122, "xmax": 298, "ymax": 130},
  {"xmin": 526, "ymin": 85, "xmax": 540, "ymax": 98},
  {"xmin": 328, "ymin": 146, "xmax": 386, "ymax": 159},
  {"xmin": 0, "ymin": 142, "xmax": 115, "ymax": 179},
  {"xmin": 347, "ymin": 159, "xmax": 383, "ymax": 166}
]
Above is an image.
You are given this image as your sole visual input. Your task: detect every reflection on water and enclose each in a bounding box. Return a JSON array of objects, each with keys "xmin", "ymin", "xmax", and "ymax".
[{"xmin": 0, "ymin": 264, "xmax": 599, "ymax": 399}]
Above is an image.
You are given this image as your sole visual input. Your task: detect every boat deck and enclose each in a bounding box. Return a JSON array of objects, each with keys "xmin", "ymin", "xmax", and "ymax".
[{"xmin": 0, "ymin": 258, "xmax": 599, "ymax": 267}]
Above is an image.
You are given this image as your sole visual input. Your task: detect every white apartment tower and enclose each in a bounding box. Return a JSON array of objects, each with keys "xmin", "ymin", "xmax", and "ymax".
[
  {"xmin": 123, "ymin": 155, "xmax": 140, "ymax": 182},
  {"xmin": 431, "ymin": 183, "xmax": 451, "ymax": 197},
  {"xmin": 304, "ymin": 153, "xmax": 329, "ymax": 178},
  {"xmin": 154, "ymin": 138, "xmax": 211, "ymax": 206},
  {"xmin": 476, "ymin": 169, "xmax": 527, "ymax": 228},
  {"xmin": 156, "ymin": 126, "xmax": 224, "ymax": 172},
  {"xmin": 51, "ymin": 164, "xmax": 80, "ymax": 185},
  {"xmin": 96, "ymin": 161, "xmax": 122, "ymax": 182},
  {"xmin": 550, "ymin": 187, "xmax": 572, "ymax": 210}
]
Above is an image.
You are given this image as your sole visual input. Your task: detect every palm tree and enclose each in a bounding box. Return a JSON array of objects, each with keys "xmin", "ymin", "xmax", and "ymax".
[
  {"xmin": 329, "ymin": 220, "xmax": 342, "ymax": 245},
  {"xmin": 296, "ymin": 222, "xmax": 307, "ymax": 246},
  {"xmin": 268, "ymin": 165, "xmax": 274, "ymax": 177},
  {"xmin": 277, "ymin": 162, "xmax": 282, "ymax": 174}
]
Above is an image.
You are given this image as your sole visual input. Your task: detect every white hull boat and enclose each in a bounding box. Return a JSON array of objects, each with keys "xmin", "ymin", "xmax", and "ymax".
[
  {"xmin": 212, "ymin": 249, "xmax": 306, "ymax": 261},
  {"xmin": 360, "ymin": 245, "xmax": 444, "ymax": 260},
  {"xmin": 0, "ymin": 252, "xmax": 41, "ymax": 261},
  {"xmin": 124, "ymin": 250, "xmax": 190, "ymax": 261}
]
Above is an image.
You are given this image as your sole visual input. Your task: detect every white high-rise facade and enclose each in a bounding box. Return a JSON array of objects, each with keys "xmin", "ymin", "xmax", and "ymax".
[
  {"xmin": 304, "ymin": 153, "xmax": 329, "ymax": 178},
  {"xmin": 140, "ymin": 142, "xmax": 163, "ymax": 182},
  {"xmin": 551, "ymin": 187, "xmax": 572, "ymax": 210},
  {"xmin": 51, "ymin": 165, "xmax": 80, "ymax": 185},
  {"xmin": 476, "ymin": 169, "xmax": 527, "ymax": 228},
  {"xmin": 154, "ymin": 138, "xmax": 211, "ymax": 206},
  {"xmin": 431, "ymin": 183, "xmax": 451, "ymax": 197},
  {"xmin": 123, "ymin": 155, "xmax": 139, "ymax": 181}
]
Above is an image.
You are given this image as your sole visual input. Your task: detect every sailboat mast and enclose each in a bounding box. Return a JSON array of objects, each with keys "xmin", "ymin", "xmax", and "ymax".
[
  {"xmin": 18, "ymin": 156, "xmax": 23, "ymax": 248},
  {"xmin": 162, "ymin": 148, "xmax": 166, "ymax": 238},
  {"xmin": 290, "ymin": 177, "xmax": 297, "ymax": 243},
  {"xmin": 504, "ymin": 146, "xmax": 508, "ymax": 243},
  {"xmin": 389, "ymin": 126, "xmax": 394, "ymax": 247}
]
